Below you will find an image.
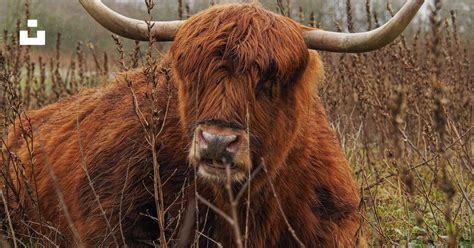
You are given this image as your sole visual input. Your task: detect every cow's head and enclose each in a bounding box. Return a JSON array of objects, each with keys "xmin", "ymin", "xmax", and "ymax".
[
  {"xmin": 80, "ymin": 0, "xmax": 424, "ymax": 182},
  {"xmin": 170, "ymin": 4, "xmax": 314, "ymax": 182}
]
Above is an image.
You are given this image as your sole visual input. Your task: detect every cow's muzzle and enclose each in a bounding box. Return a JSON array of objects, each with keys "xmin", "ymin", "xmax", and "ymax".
[{"xmin": 189, "ymin": 123, "xmax": 250, "ymax": 182}]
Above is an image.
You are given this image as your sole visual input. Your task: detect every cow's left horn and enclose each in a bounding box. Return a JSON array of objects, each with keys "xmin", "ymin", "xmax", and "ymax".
[
  {"xmin": 303, "ymin": 0, "xmax": 424, "ymax": 53},
  {"xmin": 79, "ymin": 0, "xmax": 183, "ymax": 41}
]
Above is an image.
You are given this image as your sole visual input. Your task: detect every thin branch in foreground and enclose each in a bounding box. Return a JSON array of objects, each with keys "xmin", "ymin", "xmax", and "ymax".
[
  {"xmin": 261, "ymin": 159, "xmax": 305, "ymax": 248},
  {"xmin": 0, "ymin": 190, "xmax": 18, "ymax": 248}
]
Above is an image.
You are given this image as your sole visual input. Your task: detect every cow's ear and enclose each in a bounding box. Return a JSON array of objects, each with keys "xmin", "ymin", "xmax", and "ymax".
[{"xmin": 302, "ymin": 50, "xmax": 325, "ymax": 91}]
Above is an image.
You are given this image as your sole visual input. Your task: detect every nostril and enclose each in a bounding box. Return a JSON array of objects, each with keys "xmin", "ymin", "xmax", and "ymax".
[
  {"xmin": 196, "ymin": 131, "xmax": 207, "ymax": 149},
  {"xmin": 226, "ymin": 136, "xmax": 241, "ymax": 153}
]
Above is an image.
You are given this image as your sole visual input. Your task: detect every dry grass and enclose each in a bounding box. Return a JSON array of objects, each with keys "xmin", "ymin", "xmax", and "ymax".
[{"xmin": 0, "ymin": 0, "xmax": 472, "ymax": 247}]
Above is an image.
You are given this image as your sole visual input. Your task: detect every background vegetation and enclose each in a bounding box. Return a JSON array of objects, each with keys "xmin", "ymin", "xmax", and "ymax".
[
  {"xmin": 0, "ymin": 0, "xmax": 472, "ymax": 247},
  {"xmin": 1, "ymin": 0, "xmax": 472, "ymax": 51}
]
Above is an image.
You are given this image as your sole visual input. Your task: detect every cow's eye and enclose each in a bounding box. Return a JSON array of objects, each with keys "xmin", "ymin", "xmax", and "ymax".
[
  {"xmin": 256, "ymin": 60, "xmax": 278, "ymax": 100},
  {"xmin": 256, "ymin": 80, "xmax": 273, "ymax": 100}
]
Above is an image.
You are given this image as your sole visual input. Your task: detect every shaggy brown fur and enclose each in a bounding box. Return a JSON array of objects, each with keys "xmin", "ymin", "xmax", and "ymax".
[{"xmin": 2, "ymin": 3, "xmax": 363, "ymax": 247}]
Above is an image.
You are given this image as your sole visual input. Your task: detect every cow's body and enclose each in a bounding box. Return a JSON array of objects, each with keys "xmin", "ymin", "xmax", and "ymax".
[
  {"xmin": 4, "ymin": 53, "xmax": 361, "ymax": 247},
  {"xmin": 3, "ymin": 3, "xmax": 363, "ymax": 247}
]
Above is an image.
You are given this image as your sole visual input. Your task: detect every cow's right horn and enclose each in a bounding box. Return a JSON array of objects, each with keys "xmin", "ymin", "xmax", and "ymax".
[
  {"xmin": 79, "ymin": 0, "xmax": 182, "ymax": 41},
  {"xmin": 303, "ymin": 0, "xmax": 425, "ymax": 53}
]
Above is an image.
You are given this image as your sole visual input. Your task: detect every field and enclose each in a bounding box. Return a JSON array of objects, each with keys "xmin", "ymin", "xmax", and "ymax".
[{"xmin": 0, "ymin": 0, "xmax": 472, "ymax": 247}]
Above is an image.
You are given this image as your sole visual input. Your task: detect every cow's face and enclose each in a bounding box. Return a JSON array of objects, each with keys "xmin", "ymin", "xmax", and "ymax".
[{"xmin": 171, "ymin": 4, "xmax": 317, "ymax": 183}]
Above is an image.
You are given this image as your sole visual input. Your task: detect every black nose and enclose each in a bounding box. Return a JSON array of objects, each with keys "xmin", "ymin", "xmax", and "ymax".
[{"xmin": 200, "ymin": 130, "xmax": 240, "ymax": 154}]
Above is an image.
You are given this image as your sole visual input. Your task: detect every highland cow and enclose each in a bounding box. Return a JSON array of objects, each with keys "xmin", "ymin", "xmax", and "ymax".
[{"xmin": 1, "ymin": 0, "xmax": 423, "ymax": 247}]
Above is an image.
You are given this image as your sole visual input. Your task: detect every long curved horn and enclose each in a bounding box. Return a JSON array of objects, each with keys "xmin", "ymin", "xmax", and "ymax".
[
  {"xmin": 79, "ymin": 0, "xmax": 183, "ymax": 41},
  {"xmin": 303, "ymin": 0, "xmax": 424, "ymax": 53}
]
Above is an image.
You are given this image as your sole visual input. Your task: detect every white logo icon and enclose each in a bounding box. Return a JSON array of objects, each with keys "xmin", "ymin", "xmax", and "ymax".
[{"xmin": 19, "ymin": 19, "xmax": 46, "ymax": 46}]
